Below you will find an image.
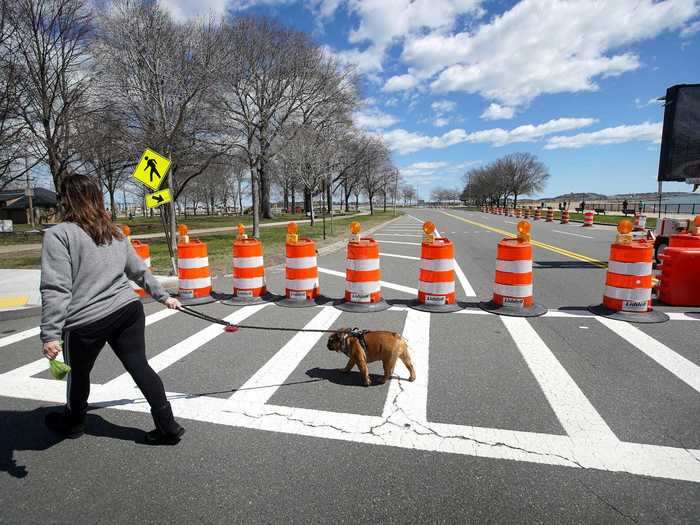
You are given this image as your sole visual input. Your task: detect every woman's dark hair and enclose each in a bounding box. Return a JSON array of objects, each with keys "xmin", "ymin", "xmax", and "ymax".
[{"xmin": 60, "ymin": 174, "xmax": 123, "ymax": 245}]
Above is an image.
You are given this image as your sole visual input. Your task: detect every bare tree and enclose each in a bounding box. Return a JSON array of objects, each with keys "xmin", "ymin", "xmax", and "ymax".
[
  {"xmin": 358, "ymin": 138, "xmax": 390, "ymax": 215},
  {"xmin": 10, "ymin": 0, "xmax": 92, "ymax": 203},
  {"xmin": 501, "ymin": 152, "xmax": 550, "ymax": 207},
  {"xmin": 218, "ymin": 17, "xmax": 356, "ymax": 236},
  {"xmin": 94, "ymin": 0, "xmax": 231, "ymax": 264},
  {"xmin": 0, "ymin": 2, "xmax": 35, "ymax": 190},
  {"xmin": 74, "ymin": 106, "xmax": 131, "ymax": 219}
]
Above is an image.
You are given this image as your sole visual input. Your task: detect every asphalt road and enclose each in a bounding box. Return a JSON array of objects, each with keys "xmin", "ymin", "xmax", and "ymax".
[{"xmin": 1, "ymin": 208, "xmax": 699, "ymax": 523}]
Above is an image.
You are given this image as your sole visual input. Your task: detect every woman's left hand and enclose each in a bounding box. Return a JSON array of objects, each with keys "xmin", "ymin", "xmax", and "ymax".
[{"xmin": 164, "ymin": 297, "xmax": 183, "ymax": 310}]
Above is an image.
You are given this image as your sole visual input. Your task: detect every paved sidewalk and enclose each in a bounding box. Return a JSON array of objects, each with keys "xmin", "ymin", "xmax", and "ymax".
[{"xmin": 0, "ymin": 212, "xmax": 370, "ymax": 252}]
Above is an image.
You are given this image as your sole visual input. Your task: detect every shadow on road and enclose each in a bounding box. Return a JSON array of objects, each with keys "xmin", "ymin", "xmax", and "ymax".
[
  {"xmin": 305, "ymin": 367, "xmax": 383, "ymax": 386},
  {"xmin": 0, "ymin": 406, "xmax": 145, "ymax": 479},
  {"xmin": 534, "ymin": 261, "xmax": 606, "ymax": 269}
]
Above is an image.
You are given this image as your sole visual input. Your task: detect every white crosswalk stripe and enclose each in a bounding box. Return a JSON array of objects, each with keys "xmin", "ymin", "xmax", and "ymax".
[{"xmin": 0, "ymin": 302, "xmax": 699, "ymax": 483}]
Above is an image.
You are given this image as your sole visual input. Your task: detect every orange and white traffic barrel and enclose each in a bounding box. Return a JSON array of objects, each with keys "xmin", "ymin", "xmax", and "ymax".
[
  {"xmin": 480, "ymin": 221, "xmax": 545, "ymax": 317},
  {"xmin": 278, "ymin": 222, "xmax": 320, "ymax": 308},
  {"xmin": 561, "ymin": 209, "xmax": 570, "ymax": 224},
  {"xmin": 546, "ymin": 208, "xmax": 554, "ymax": 222},
  {"xmin": 177, "ymin": 224, "xmax": 215, "ymax": 305},
  {"xmin": 633, "ymin": 213, "xmax": 646, "ymax": 231},
  {"xmin": 583, "ymin": 210, "xmax": 595, "ymax": 227},
  {"xmin": 515, "ymin": 207, "xmax": 522, "ymax": 218},
  {"xmin": 533, "ymin": 208, "xmax": 541, "ymax": 221},
  {"xmin": 589, "ymin": 220, "xmax": 668, "ymax": 323},
  {"xmin": 122, "ymin": 225, "xmax": 151, "ymax": 300},
  {"xmin": 336, "ymin": 222, "xmax": 389, "ymax": 313},
  {"xmin": 412, "ymin": 222, "xmax": 460, "ymax": 313},
  {"xmin": 523, "ymin": 207, "xmax": 530, "ymax": 219},
  {"xmin": 223, "ymin": 224, "xmax": 269, "ymax": 304}
]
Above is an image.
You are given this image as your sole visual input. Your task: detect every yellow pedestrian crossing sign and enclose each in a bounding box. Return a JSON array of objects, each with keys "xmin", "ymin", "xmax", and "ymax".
[
  {"xmin": 132, "ymin": 148, "xmax": 170, "ymax": 191},
  {"xmin": 145, "ymin": 188, "xmax": 172, "ymax": 209}
]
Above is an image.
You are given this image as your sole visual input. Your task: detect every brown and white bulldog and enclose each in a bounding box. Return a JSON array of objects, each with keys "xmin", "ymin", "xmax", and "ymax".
[{"xmin": 326, "ymin": 328, "xmax": 416, "ymax": 386}]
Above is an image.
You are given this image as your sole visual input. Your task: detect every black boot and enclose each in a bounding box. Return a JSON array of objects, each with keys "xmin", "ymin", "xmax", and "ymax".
[
  {"xmin": 45, "ymin": 409, "xmax": 85, "ymax": 439},
  {"xmin": 145, "ymin": 403, "xmax": 185, "ymax": 445}
]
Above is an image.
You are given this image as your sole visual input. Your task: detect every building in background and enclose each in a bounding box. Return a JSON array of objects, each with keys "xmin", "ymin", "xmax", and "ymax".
[{"xmin": 0, "ymin": 188, "xmax": 57, "ymax": 225}]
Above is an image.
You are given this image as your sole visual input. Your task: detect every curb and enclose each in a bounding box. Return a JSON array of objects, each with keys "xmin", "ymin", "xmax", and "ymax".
[{"xmin": 0, "ymin": 305, "xmax": 42, "ymax": 321}]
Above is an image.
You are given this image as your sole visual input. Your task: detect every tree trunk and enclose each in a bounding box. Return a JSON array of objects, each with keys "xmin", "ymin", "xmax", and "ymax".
[
  {"xmin": 283, "ymin": 181, "xmax": 289, "ymax": 212},
  {"xmin": 251, "ymin": 167, "xmax": 260, "ymax": 237},
  {"xmin": 108, "ymin": 189, "xmax": 117, "ymax": 221},
  {"xmin": 326, "ymin": 182, "xmax": 333, "ymax": 215},
  {"xmin": 369, "ymin": 194, "xmax": 374, "ymax": 215},
  {"xmin": 355, "ymin": 194, "xmax": 359, "ymax": 211},
  {"xmin": 383, "ymin": 191, "xmax": 387, "ymax": 213},
  {"xmin": 259, "ymin": 158, "xmax": 272, "ymax": 219}
]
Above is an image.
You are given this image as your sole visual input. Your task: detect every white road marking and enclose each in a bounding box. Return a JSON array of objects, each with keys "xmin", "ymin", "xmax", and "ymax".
[
  {"xmin": 500, "ymin": 316, "xmax": 617, "ymax": 442},
  {"xmin": 374, "ymin": 233, "xmax": 423, "ymax": 238},
  {"xmin": 376, "ymin": 240, "xmax": 421, "ymax": 246},
  {"xmin": 1, "ymin": 303, "xmax": 700, "ymax": 482},
  {"xmin": 505, "ymin": 221, "xmax": 517, "ymax": 225},
  {"xmin": 104, "ymin": 304, "xmax": 267, "ymax": 391},
  {"xmin": 552, "ymin": 229, "xmax": 594, "ymax": 239},
  {"xmin": 0, "ymin": 326, "xmax": 40, "ymax": 348},
  {"xmin": 596, "ymin": 317, "xmax": 700, "ymax": 393},
  {"xmin": 0, "ymin": 308, "xmax": 179, "ymax": 380},
  {"xmin": 227, "ymin": 306, "xmax": 343, "ymax": 408},
  {"xmin": 380, "ymin": 252, "xmax": 421, "ymax": 261},
  {"xmin": 434, "ymin": 226, "xmax": 477, "ymax": 297},
  {"xmin": 382, "ymin": 308, "xmax": 429, "ymax": 422},
  {"xmin": 318, "ymin": 267, "xmax": 417, "ymax": 295}
]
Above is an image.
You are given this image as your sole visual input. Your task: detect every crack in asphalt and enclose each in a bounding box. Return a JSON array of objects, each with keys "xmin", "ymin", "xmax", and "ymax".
[
  {"xmin": 224, "ymin": 377, "xmax": 586, "ymax": 470},
  {"xmin": 577, "ymin": 480, "xmax": 640, "ymax": 524}
]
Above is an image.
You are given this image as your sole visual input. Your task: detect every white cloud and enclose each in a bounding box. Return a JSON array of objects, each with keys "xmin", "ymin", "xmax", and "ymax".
[
  {"xmin": 433, "ymin": 117, "xmax": 451, "ymax": 127},
  {"xmin": 481, "ymin": 103, "xmax": 515, "ymax": 120},
  {"xmin": 401, "ymin": 0, "xmax": 697, "ymax": 107},
  {"xmin": 385, "ymin": 97, "xmax": 400, "ymax": 107},
  {"xmin": 431, "ymin": 100, "xmax": 457, "ymax": 114},
  {"xmin": 353, "ymin": 107, "xmax": 399, "ymax": 130},
  {"xmin": 544, "ymin": 122, "xmax": 662, "ymax": 150},
  {"xmin": 398, "ymin": 160, "xmax": 479, "ymax": 185},
  {"xmin": 635, "ymin": 97, "xmax": 664, "ymax": 108},
  {"xmin": 681, "ymin": 20, "xmax": 700, "ymax": 36},
  {"xmin": 327, "ymin": 44, "xmax": 385, "ymax": 75},
  {"xmin": 383, "ymin": 74, "xmax": 419, "ymax": 92},
  {"xmin": 161, "ymin": 0, "xmax": 229, "ymax": 20},
  {"xmin": 348, "ymin": 0, "xmax": 483, "ymax": 47},
  {"xmin": 383, "ymin": 117, "xmax": 596, "ymax": 154}
]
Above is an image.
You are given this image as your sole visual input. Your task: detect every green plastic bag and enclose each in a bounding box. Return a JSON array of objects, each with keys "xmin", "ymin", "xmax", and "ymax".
[{"xmin": 49, "ymin": 359, "xmax": 71, "ymax": 380}]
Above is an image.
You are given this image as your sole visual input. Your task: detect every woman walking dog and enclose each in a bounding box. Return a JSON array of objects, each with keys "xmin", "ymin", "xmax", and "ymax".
[{"xmin": 40, "ymin": 174, "xmax": 184, "ymax": 444}]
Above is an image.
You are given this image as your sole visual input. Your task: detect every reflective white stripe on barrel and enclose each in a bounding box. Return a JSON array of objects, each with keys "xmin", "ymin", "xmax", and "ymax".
[
  {"xmin": 178, "ymin": 277, "xmax": 212, "ymax": 289},
  {"xmin": 346, "ymin": 281, "xmax": 381, "ymax": 294},
  {"xmin": 178, "ymin": 257, "xmax": 210, "ymax": 269},
  {"xmin": 143, "ymin": 257, "xmax": 152, "ymax": 268},
  {"xmin": 232, "ymin": 256, "xmax": 264, "ymax": 268},
  {"xmin": 419, "ymin": 281, "xmax": 455, "ymax": 295},
  {"xmin": 234, "ymin": 277, "xmax": 265, "ymax": 289},
  {"xmin": 493, "ymin": 283, "xmax": 533, "ymax": 297},
  {"xmin": 495, "ymin": 260, "xmax": 532, "ymax": 273},
  {"xmin": 607, "ymin": 261, "xmax": 652, "ymax": 276},
  {"xmin": 604, "ymin": 286, "xmax": 651, "ymax": 302},
  {"xmin": 346, "ymin": 258, "xmax": 380, "ymax": 271},
  {"xmin": 286, "ymin": 256, "xmax": 317, "ymax": 269},
  {"xmin": 286, "ymin": 278, "xmax": 319, "ymax": 290},
  {"xmin": 421, "ymin": 259, "xmax": 454, "ymax": 271}
]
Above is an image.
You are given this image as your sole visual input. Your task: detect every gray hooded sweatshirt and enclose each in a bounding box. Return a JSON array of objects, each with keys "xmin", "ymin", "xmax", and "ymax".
[{"xmin": 40, "ymin": 222, "xmax": 170, "ymax": 342}]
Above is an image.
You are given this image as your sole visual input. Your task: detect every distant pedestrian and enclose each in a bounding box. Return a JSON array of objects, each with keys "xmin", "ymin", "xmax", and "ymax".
[
  {"xmin": 639, "ymin": 200, "xmax": 644, "ymax": 213},
  {"xmin": 622, "ymin": 199, "xmax": 629, "ymax": 214},
  {"xmin": 40, "ymin": 174, "xmax": 185, "ymax": 444}
]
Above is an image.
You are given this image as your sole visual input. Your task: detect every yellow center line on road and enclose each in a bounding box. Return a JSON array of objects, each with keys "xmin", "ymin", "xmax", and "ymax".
[{"xmin": 439, "ymin": 211, "xmax": 608, "ymax": 269}]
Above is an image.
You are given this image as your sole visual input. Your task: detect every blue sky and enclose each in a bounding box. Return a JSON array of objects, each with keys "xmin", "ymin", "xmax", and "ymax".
[{"xmin": 162, "ymin": 0, "xmax": 700, "ymax": 199}]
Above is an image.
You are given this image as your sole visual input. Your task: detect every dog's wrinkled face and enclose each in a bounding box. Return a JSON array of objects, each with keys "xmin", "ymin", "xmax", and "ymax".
[
  {"xmin": 327, "ymin": 330, "xmax": 352, "ymax": 352},
  {"xmin": 327, "ymin": 332, "xmax": 343, "ymax": 352}
]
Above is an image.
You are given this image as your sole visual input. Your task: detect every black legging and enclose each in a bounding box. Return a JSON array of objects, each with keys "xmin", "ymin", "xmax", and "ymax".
[{"xmin": 62, "ymin": 301, "xmax": 167, "ymax": 415}]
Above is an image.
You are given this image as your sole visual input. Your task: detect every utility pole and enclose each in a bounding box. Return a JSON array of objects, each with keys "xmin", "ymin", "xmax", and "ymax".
[
  {"xmin": 393, "ymin": 167, "xmax": 399, "ymax": 216},
  {"xmin": 25, "ymin": 157, "xmax": 35, "ymax": 229}
]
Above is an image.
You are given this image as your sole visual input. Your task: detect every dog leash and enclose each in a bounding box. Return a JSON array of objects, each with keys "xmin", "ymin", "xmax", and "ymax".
[{"xmin": 179, "ymin": 305, "xmax": 338, "ymax": 334}]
